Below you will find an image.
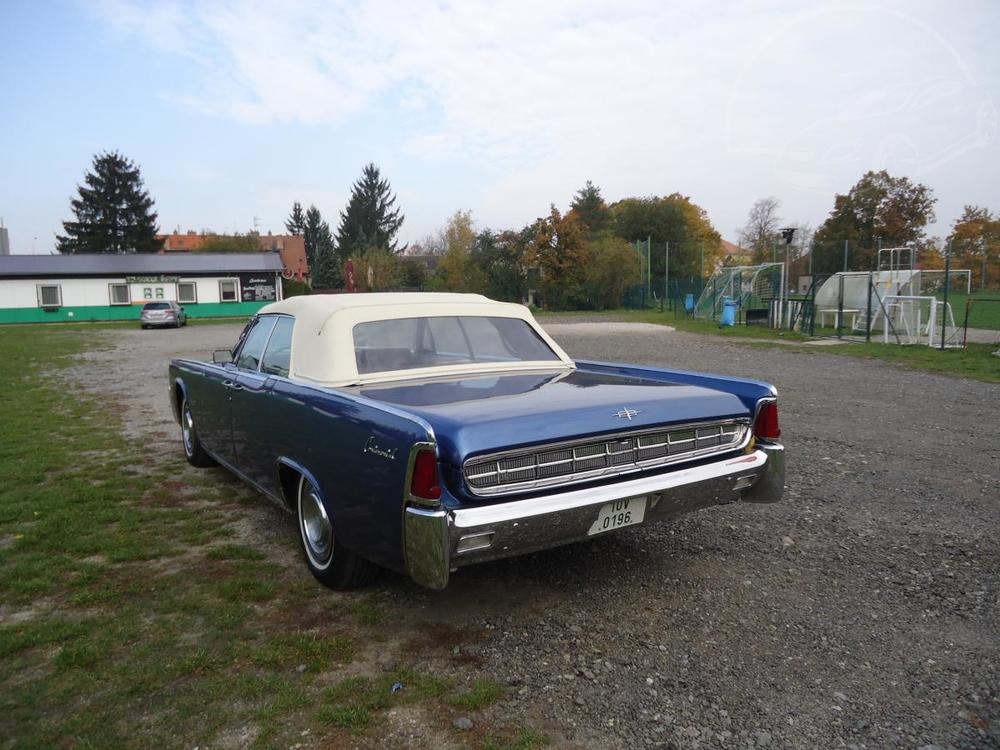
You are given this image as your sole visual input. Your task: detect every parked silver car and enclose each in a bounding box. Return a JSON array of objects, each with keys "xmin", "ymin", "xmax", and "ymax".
[{"xmin": 140, "ymin": 301, "xmax": 187, "ymax": 329}]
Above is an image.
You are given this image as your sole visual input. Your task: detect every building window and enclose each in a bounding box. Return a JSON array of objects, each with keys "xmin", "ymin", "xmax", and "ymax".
[
  {"xmin": 37, "ymin": 284, "xmax": 62, "ymax": 308},
  {"xmin": 155, "ymin": 287, "xmax": 165, "ymax": 299},
  {"xmin": 219, "ymin": 279, "xmax": 238, "ymax": 302},
  {"xmin": 177, "ymin": 282, "xmax": 197, "ymax": 304},
  {"xmin": 143, "ymin": 287, "xmax": 153, "ymax": 300},
  {"xmin": 109, "ymin": 283, "xmax": 130, "ymax": 305}
]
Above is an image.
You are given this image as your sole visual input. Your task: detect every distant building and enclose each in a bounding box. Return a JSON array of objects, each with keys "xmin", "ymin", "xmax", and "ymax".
[
  {"xmin": 0, "ymin": 252, "xmax": 283, "ymax": 323},
  {"xmin": 0, "ymin": 227, "xmax": 9, "ymax": 256},
  {"xmin": 157, "ymin": 231, "xmax": 309, "ymax": 281},
  {"xmin": 720, "ymin": 239, "xmax": 751, "ymax": 267}
]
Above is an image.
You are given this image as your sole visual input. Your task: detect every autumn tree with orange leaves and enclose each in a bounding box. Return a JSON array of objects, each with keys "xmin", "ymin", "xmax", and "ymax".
[
  {"xmin": 947, "ymin": 206, "xmax": 1000, "ymax": 290},
  {"xmin": 526, "ymin": 207, "xmax": 590, "ymax": 309}
]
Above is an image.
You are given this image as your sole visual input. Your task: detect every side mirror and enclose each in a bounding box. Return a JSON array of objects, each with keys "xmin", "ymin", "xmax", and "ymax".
[{"xmin": 212, "ymin": 349, "xmax": 232, "ymax": 364}]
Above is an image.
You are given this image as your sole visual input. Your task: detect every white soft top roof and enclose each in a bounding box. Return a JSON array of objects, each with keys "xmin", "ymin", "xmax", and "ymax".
[{"xmin": 258, "ymin": 292, "xmax": 574, "ymax": 386}]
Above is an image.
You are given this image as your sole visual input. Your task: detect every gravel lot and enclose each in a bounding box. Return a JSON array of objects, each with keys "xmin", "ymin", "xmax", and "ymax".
[{"xmin": 75, "ymin": 320, "xmax": 998, "ymax": 749}]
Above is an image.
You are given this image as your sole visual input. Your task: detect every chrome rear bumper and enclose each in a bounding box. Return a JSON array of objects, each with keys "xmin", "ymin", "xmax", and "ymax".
[{"xmin": 404, "ymin": 442, "xmax": 784, "ymax": 589}]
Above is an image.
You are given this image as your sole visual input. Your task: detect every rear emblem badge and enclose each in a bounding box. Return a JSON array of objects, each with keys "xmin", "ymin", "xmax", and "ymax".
[{"xmin": 614, "ymin": 407, "xmax": 640, "ymax": 421}]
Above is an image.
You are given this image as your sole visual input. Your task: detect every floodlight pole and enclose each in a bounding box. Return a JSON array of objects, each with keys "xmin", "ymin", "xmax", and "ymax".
[
  {"xmin": 843, "ymin": 239, "xmax": 848, "ymax": 272},
  {"xmin": 664, "ymin": 241, "xmax": 669, "ymax": 312},
  {"xmin": 941, "ymin": 246, "xmax": 950, "ymax": 350},
  {"xmin": 647, "ymin": 236, "xmax": 652, "ymax": 303}
]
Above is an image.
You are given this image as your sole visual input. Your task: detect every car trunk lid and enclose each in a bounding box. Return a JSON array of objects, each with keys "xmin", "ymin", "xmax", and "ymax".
[{"xmin": 356, "ymin": 367, "xmax": 749, "ymax": 468}]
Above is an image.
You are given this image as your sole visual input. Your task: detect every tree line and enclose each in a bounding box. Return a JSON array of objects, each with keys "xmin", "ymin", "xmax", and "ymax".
[
  {"xmin": 403, "ymin": 184, "xmax": 724, "ymax": 309},
  {"xmin": 56, "ymin": 152, "xmax": 999, "ymax": 301},
  {"xmin": 297, "ymin": 178, "xmax": 727, "ymax": 310},
  {"xmin": 737, "ymin": 170, "xmax": 999, "ymax": 290}
]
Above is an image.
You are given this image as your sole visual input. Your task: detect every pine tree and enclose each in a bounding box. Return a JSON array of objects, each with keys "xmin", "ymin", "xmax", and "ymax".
[
  {"xmin": 302, "ymin": 205, "xmax": 324, "ymax": 270},
  {"xmin": 312, "ymin": 221, "xmax": 343, "ymax": 288},
  {"xmin": 336, "ymin": 163, "xmax": 405, "ymax": 258},
  {"xmin": 285, "ymin": 201, "xmax": 306, "ymax": 236},
  {"xmin": 570, "ymin": 180, "xmax": 611, "ymax": 236},
  {"xmin": 57, "ymin": 151, "xmax": 160, "ymax": 253}
]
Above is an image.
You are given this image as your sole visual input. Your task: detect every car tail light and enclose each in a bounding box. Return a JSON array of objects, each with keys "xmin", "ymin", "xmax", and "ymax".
[
  {"xmin": 410, "ymin": 448, "xmax": 441, "ymax": 501},
  {"xmin": 754, "ymin": 401, "xmax": 781, "ymax": 440}
]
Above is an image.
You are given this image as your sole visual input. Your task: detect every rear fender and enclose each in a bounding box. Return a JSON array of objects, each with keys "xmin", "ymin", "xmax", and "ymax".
[
  {"xmin": 168, "ymin": 371, "xmax": 187, "ymax": 425},
  {"xmin": 274, "ymin": 456, "xmax": 323, "ymax": 511}
]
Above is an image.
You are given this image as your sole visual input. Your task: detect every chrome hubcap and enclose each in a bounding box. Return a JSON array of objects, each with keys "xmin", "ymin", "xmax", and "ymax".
[
  {"xmin": 299, "ymin": 480, "xmax": 333, "ymax": 569},
  {"xmin": 182, "ymin": 402, "xmax": 194, "ymax": 455}
]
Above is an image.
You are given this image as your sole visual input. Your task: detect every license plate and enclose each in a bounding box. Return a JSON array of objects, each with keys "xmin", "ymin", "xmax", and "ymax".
[{"xmin": 587, "ymin": 496, "xmax": 646, "ymax": 536}]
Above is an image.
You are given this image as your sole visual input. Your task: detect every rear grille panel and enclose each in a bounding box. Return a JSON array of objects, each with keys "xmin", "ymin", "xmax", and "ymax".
[{"xmin": 464, "ymin": 419, "xmax": 751, "ymax": 496}]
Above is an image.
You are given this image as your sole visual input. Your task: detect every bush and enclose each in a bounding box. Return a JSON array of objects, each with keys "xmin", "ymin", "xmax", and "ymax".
[{"xmin": 282, "ymin": 278, "xmax": 311, "ymax": 298}]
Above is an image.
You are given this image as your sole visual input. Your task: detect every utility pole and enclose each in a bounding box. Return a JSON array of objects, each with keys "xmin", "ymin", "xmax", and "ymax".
[
  {"xmin": 843, "ymin": 239, "xmax": 849, "ymax": 272},
  {"xmin": 700, "ymin": 240, "xmax": 704, "ymax": 282}
]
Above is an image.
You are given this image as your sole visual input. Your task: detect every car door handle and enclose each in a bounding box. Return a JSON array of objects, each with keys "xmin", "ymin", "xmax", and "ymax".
[{"xmin": 222, "ymin": 380, "xmax": 245, "ymax": 391}]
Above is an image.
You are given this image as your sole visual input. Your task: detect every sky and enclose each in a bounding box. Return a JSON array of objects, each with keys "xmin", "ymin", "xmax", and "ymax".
[{"xmin": 1, "ymin": 0, "xmax": 998, "ymax": 254}]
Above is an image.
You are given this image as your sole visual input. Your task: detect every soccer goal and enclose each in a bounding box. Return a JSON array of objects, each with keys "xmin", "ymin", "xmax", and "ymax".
[
  {"xmin": 880, "ymin": 295, "xmax": 962, "ymax": 347},
  {"xmin": 695, "ymin": 263, "xmax": 785, "ymax": 323}
]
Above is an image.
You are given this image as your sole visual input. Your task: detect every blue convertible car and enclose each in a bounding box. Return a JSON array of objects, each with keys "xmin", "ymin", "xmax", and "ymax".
[{"xmin": 169, "ymin": 293, "xmax": 784, "ymax": 589}]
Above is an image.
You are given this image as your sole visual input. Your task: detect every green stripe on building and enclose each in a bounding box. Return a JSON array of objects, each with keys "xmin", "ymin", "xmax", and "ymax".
[{"xmin": 0, "ymin": 301, "xmax": 270, "ymax": 324}]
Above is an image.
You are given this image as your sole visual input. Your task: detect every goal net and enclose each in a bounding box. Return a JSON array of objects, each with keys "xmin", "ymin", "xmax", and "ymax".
[
  {"xmin": 917, "ymin": 269, "xmax": 972, "ymax": 297},
  {"xmin": 880, "ymin": 295, "xmax": 962, "ymax": 347},
  {"xmin": 695, "ymin": 263, "xmax": 784, "ymax": 321}
]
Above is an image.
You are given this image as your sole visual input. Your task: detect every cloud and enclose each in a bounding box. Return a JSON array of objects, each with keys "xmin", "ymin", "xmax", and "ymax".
[
  {"xmin": 89, "ymin": 0, "xmax": 999, "ymax": 239},
  {"xmin": 91, "ymin": 0, "xmax": 738, "ymax": 151}
]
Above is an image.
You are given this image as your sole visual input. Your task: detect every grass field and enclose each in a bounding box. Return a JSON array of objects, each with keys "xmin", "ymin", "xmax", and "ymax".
[{"xmin": 0, "ymin": 326, "xmax": 545, "ymax": 749}]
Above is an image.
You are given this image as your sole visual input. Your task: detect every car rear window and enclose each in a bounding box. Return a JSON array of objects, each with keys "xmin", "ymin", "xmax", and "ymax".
[
  {"xmin": 353, "ymin": 316, "xmax": 559, "ymax": 375},
  {"xmin": 143, "ymin": 302, "xmax": 171, "ymax": 310}
]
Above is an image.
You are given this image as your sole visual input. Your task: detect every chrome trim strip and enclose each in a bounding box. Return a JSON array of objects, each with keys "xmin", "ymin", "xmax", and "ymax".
[
  {"xmin": 462, "ymin": 418, "xmax": 751, "ymax": 497},
  {"xmin": 454, "ymin": 449, "xmax": 769, "ymax": 528}
]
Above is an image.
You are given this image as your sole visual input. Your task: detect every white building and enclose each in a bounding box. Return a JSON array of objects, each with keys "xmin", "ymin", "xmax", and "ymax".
[{"xmin": 0, "ymin": 252, "xmax": 284, "ymax": 323}]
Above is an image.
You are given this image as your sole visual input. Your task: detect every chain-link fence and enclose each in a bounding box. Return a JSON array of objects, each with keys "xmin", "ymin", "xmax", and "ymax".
[{"xmin": 792, "ymin": 269, "xmax": 995, "ymax": 347}]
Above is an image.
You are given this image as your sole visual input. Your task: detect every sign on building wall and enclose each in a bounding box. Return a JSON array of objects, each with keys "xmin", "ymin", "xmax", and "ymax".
[
  {"xmin": 126, "ymin": 275, "xmax": 180, "ymax": 283},
  {"xmin": 239, "ymin": 273, "xmax": 277, "ymax": 302}
]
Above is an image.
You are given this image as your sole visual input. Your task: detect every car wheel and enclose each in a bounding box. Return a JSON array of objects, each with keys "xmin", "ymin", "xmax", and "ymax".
[
  {"xmin": 181, "ymin": 396, "xmax": 215, "ymax": 467},
  {"xmin": 296, "ymin": 474, "xmax": 379, "ymax": 589}
]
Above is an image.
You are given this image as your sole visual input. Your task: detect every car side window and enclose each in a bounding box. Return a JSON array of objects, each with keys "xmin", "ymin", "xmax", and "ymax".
[
  {"xmin": 260, "ymin": 317, "xmax": 294, "ymax": 377},
  {"xmin": 236, "ymin": 317, "xmax": 277, "ymax": 372}
]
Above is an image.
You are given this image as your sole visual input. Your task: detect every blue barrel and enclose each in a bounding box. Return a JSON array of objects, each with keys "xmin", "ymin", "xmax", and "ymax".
[
  {"xmin": 684, "ymin": 293, "xmax": 695, "ymax": 313},
  {"xmin": 720, "ymin": 298, "xmax": 737, "ymax": 326}
]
